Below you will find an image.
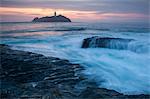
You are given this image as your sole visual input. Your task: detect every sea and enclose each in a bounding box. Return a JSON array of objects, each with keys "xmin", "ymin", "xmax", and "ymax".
[{"xmin": 0, "ymin": 22, "xmax": 150, "ymax": 95}]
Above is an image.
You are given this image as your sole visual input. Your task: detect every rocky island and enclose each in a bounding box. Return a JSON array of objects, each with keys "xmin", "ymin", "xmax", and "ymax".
[{"xmin": 32, "ymin": 12, "xmax": 71, "ymax": 22}]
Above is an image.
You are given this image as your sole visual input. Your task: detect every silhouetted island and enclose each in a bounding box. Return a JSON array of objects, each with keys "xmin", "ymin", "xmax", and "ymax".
[{"xmin": 32, "ymin": 12, "xmax": 71, "ymax": 22}]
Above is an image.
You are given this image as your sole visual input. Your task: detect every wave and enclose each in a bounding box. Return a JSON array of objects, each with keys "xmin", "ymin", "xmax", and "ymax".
[
  {"xmin": 81, "ymin": 36, "xmax": 149, "ymax": 53},
  {"xmin": 1, "ymin": 29, "xmax": 51, "ymax": 34},
  {"xmin": 54, "ymin": 27, "xmax": 86, "ymax": 31},
  {"xmin": 117, "ymin": 28, "xmax": 149, "ymax": 33},
  {"xmin": 82, "ymin": 36, "xmax": 133, "ymax": 49},
  {"xmin": 1, "ymin": 27, "xmax": 86, "ymax": 35},
  {"xmin": 1, "ymin": 22, "xmax": 150, "ymax": 95}
]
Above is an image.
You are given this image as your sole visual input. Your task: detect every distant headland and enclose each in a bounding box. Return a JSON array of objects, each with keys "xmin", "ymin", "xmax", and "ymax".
[{"xmin": 32, "ymin": 12, "xmax": 71, "ymax": 22}]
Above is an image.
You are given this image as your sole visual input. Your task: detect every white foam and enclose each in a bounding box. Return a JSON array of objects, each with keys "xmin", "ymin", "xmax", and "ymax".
[{"xmin": 2, "ymin": 22, "xmax": 150, "ymax": 95}]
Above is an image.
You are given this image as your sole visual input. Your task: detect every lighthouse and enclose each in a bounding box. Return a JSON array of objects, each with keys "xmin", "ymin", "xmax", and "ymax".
[{"xmin": 54, "ymin": 12, "xmax": 56, "ymax": 17}]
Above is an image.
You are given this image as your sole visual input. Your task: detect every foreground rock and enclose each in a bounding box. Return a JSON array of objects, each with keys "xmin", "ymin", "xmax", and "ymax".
[
  {"xmin": 81, "ymin": 36, "xmax": 133, "ymax": 50},
  {"xmin": 0, "ymin": 44, "xmax": 149, "ymax": 99}
]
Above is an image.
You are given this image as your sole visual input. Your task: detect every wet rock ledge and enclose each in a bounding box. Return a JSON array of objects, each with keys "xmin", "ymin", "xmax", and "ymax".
[
  {"xmin": 81, "ymin": 36, "xmax": 133, "ymax": 50},
  {"xmin": 0, "ymin": 44, "xmax": 149, "ymax": 99}
]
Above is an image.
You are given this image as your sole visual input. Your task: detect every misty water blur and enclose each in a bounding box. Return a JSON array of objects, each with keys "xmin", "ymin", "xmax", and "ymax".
[{"xmin": 1, "ymin": 22, "xmax": 150, "ymax": 94}]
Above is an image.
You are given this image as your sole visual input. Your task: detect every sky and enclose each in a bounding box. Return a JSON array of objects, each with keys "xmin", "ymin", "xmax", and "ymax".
[{"xmin": 0, "ymin": 0, "xmax": 149, "ymax": 22}]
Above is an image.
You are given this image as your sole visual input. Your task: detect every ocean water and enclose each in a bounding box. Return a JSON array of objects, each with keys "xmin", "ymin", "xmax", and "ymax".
[{"xmin": 1, "ymin": 22, "xmax": 150, "ymax": 95}]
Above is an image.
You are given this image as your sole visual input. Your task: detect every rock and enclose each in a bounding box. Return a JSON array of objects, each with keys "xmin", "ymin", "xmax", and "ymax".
[
  {"xmin": 79, "ymin": 87, "xmax": 123, "ymax": 99},
  {"xmin": 32, "ymin": 15, "xmax": 71, "ymax": 22},
  {"xmin": 0, "ymin": 44, "xmax": 83, "ymax": 98},
  {"xmin": 1, "ymin": 44, "xmax": 149, "ymax": 99},
  {"xmin": 81, "ymin": 36, "xmax": 133, "ymax": 50}
]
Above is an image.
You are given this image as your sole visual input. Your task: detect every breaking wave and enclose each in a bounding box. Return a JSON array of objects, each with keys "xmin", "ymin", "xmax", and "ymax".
[
  {"xmin": 81, "ymin": 36, "xmax": 150, "ymax": 53},
  {"xmin": 1, "ymin": 22, "xmax": 150, "ymax": 95}
]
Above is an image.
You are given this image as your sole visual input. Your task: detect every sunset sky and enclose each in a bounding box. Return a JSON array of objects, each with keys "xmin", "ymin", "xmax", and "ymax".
[{"xmin": 0, "ymin": 0, "xmax": 149, "ymax": 22}]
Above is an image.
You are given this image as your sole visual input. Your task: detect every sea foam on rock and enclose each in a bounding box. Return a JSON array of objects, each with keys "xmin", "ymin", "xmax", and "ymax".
[
  {"xmin": 81, "ymin": 36, "xmax": 133, "ymax": 50},
  {"xmin": 81, "ymin": 36, "xmax": 150, "ymax": 53},
  {"xmin": 1, "ymin": 44, "xmax": 149, "ymax": 99}
]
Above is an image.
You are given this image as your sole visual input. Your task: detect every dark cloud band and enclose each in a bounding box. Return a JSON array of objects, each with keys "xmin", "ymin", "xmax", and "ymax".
[{"xmin": 1, "ymin": 0, "xmax": 149, "ymax": 15}]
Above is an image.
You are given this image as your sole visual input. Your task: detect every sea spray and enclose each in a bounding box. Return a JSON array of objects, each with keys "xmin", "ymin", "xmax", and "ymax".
[{"xmin": 1, "ymin": 22, "xmax": 150, "ymax": 95}]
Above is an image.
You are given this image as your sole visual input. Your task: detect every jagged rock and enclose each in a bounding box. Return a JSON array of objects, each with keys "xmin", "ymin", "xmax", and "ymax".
[
  {"xmin": 0, "ymin": 44, "xmax": 149, "ymax": 99},
  {"xmin": 0, "ymin": 44, "xmax": 83, "ymax": 98},
  {"xmin": 81, "ymin": 36, "xmax": 133, "ymax": 50}
]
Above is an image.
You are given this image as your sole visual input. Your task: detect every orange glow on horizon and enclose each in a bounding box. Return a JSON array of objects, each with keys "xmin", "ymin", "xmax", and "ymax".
[
  {"xmin": 0, "ymin": 7, "xmax": 104, "ymax": 21},
  {"xmin": 0, "ymin": 7, "xmax": 147, "ymax": 22}
]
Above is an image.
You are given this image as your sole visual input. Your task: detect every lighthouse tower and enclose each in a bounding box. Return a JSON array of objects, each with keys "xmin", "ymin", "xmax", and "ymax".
[{"xmin": 54, "ymin": 12, "xmax": 56, "ymax": 17}]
